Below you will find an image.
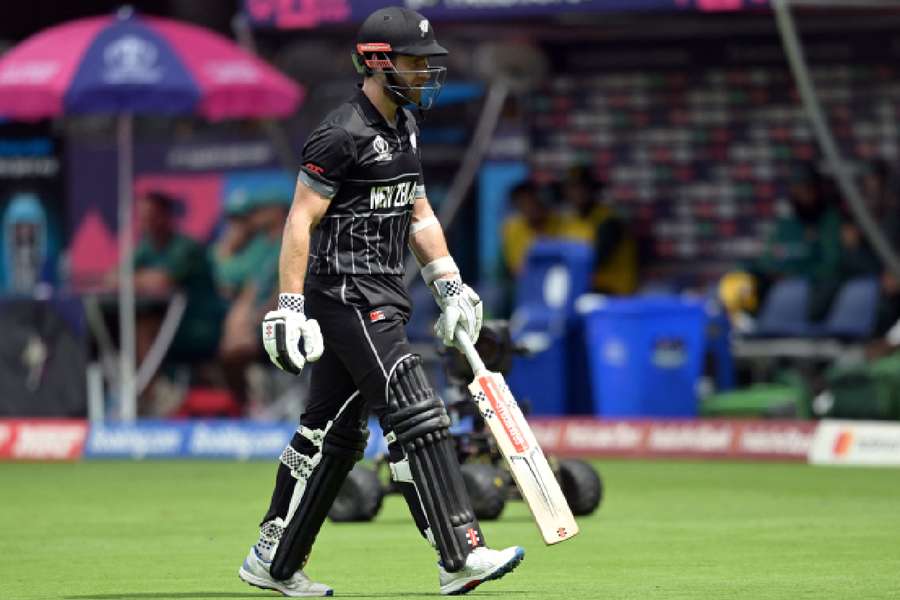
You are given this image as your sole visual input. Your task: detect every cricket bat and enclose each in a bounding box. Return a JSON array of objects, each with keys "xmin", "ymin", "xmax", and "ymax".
[{"xmin": 454, "ymin": 329, "xmax": 579, "ymax": 544}]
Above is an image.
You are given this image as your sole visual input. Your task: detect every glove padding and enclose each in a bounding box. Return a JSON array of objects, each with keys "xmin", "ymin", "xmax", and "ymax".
[
  {"xmin": 432, "ymin": 278, "xmax": 483, "ymax": 348},
  {"xmin": 262, "ymin": 294, "xmax": 324, "ymax": 375}
]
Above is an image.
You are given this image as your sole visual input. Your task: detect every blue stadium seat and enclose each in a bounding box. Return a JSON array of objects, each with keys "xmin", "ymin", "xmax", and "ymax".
[
  {"xmin": 819, "ymin": 276, "xmax": 879, "ymax": 340},
  {"xmin": 753, "ymin": 277, "xmax": 813, "ymax": 337}
]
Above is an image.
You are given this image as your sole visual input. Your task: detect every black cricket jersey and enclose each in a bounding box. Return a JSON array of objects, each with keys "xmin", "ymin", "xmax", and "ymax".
[
  {"xmin": 299, "ymin": 89, "xmax": 425, "ymax": 277},
  {"xmin": 298, "ymin": 89, "xmax": 425, "ymax": 313}
]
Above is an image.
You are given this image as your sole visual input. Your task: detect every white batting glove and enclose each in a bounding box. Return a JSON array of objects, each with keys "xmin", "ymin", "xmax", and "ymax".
[
  {"xmin": 262, "ymin": 293, "xmax": 324, "ymax": 375},
  {"xmin": 432, "ymin": 277, "xmax": 483, "ymax": 348}
]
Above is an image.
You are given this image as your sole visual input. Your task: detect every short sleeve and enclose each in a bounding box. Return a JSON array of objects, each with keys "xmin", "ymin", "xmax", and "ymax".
[
  {"xmin": 298, "ymin": 125, "xmax": 356, "ymax": 200},
  {"xmin": 415, "ymin": 166, "xmax": 426, "ymax": 200}
]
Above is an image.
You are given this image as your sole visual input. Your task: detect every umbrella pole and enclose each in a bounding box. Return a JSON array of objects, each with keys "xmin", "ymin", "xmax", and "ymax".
[{"xmin": 118, "ymin": 113, "xmax": 137, "ymax": 422}]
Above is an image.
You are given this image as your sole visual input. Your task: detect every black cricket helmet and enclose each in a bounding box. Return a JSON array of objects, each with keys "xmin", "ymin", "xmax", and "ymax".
[{"xmin": 352, "ymin": 6, "xmax": 447, "ymax": 110}]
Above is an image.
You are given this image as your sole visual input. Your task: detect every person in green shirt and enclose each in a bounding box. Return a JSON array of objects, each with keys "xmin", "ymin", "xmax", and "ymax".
[
  {"xmin": 720, "ymin": 163, "xmax": 841, "ymax": 324},
  {"xmin": 753, "ymin": 164, "xmax": 840, "ymax": 280},
  {"xmin": 211, "ymin": 185, "xmax": 277, "ymax": 301},
  {"xmin": 837, "ymin": 161, "xmax": 900, "ymax": 334},
  {"xmin": 764, "ymin": 164, "xmax": 841, "ymax": 321},
  {"xmin": 217, "ymin": 190, "xmax": 288, "ymax": 409},
  {"xmin": 132, "ymin": 191, "xmax": 225, "ymax": 370}
]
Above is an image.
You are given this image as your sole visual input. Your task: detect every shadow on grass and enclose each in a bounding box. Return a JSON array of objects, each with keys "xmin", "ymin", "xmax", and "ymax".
[
  {"xmin": 339, "ymin": 594, "xmax": 525, "ymax": 598},
  {"xmin": 66, "ymin": 591, "xmax": 527, "ymax": 599},
  {"xmin": 65, "ymin": 595, "xmax": 261, "ymax": 599},
  {"xmin": 373, "ymin": 514, "xmax": 537, "ymax": 526}
]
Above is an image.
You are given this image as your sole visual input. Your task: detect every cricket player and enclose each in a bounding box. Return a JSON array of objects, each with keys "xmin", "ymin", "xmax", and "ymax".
[{"xmin": 238, "ymin": 6, "xmax": 524, "ymax": 597}]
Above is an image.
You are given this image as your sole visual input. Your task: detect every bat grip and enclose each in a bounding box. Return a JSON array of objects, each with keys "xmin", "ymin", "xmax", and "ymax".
[{"xmin": 454, "ymin": 328, "xmax": 487, "ymax": 376}]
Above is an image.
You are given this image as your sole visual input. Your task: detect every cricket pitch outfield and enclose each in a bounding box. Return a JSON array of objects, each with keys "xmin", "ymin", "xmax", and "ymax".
[{"xmin": 2, "ymin": 460, "xmax": 898, "ymax": 599}]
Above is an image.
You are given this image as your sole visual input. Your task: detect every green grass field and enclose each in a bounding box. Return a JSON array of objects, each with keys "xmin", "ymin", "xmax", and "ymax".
[{"xmin": 2, "ymin": 460, "xmax": 899, "ymax": 600}]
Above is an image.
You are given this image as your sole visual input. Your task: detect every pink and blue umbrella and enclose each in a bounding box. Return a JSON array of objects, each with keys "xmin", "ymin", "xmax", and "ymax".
[
  {"xmin": 0, "ymin": 8, "xmax": 303, "ymax": 420},
  {"xmin": 0, "ymin": 7, "xmax": 301, "ymax": 119}
]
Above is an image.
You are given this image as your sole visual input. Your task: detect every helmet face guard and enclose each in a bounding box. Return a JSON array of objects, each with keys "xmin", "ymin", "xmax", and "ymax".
[
  {"xmin": 354, "ymin": 6, "xmax": 449, "ymax": 112},
  {"xmin": 354, "ymin": 44, "xmax": 447, "ymax": 110}
]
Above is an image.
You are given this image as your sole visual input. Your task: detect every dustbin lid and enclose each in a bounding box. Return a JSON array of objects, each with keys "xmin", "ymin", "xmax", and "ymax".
[{"xmin": 585, "ymin": 295, "xmax": 705, "ymax": 316}]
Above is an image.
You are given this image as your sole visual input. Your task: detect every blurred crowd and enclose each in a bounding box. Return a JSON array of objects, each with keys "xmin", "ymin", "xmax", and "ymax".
[
  {"xmin": 122, "ymin": 185, "xmax": 289, "ymax": 416},
  {"xmin": 717, "ymin": 160, "xmax": 900, "ymax": 341},
  {"xmin": 117, "ymin": 156, "xmax": 900, "ymax": 416},
  {"xmin": 502, "ymin": 159, "xmax": 900, "ymax": 328},
  {"xmin": 501, "ymin": 164, "xmax": 639, "ymax": 298},
  {"xmin": 6, "ymin": 155, "xmax": 900, "ymax": 418}
]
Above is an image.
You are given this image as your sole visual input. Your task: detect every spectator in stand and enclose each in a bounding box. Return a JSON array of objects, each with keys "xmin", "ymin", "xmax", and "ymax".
[
  {"xmin": 217, "ymin": 190, "xmax": 289, "ymax": 410},
  {"xmin": 553, "ymin": 165, "xmax": 638, "ymax": 295},
  {"xmin": 212, "ymin": 186, "xmax": 258, "ymax": 301},
  {"xmin": 501, "ymin": 180, "xmax": 553, "ymax": 276},
  {"xmin": 835, "ymin": 162, "xmax": 892, "ymax": 280},
  {"xmin": 719, "ymin": 162, "xmax": 841, "ymax": 326},
  {"xmin": 128, "ymin": 191, "xmax": 225, "ymax": 413},
  {"xmin": 838, "ymin": 160, "xmax": 900, "ymax": 334}
]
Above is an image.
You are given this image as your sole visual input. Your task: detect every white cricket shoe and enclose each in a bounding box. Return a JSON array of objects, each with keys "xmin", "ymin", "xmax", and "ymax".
[
  {"xmin": 238, "ymin": 546, "xmax": 333, "ymax": 597},
  {"xmin": 438, "ymin": 546, "xmax": 525, "ymax": 595}
]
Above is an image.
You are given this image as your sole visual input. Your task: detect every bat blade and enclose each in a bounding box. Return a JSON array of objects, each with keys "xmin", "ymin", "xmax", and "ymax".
[{"xmin": 469, "ymin": 370, "xmax": 579, "ymax": 544}]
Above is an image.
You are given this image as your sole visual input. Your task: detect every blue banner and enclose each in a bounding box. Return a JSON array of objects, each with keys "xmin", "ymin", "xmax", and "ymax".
[
  {"xmin": 244, "ymin": 0, "xmax": 768, "ymax": 29},
  {"xmin": 85, "ymin": 421, "xmax": 191, "ymax": 459},
  {"xmin": 84, "ymin": 419, "xmax": 392, "ymax": 460}
]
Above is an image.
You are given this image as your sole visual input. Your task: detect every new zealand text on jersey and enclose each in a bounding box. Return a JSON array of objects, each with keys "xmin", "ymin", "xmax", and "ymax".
[{"xmin": 369, "ymin": 180, "xmax": 417, "ymax": 210}]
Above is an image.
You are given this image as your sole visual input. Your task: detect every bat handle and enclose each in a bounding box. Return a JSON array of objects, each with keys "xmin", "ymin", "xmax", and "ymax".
[{"xmin": 454, "ymin": 328, "xmax": 487, "ymax": 375}]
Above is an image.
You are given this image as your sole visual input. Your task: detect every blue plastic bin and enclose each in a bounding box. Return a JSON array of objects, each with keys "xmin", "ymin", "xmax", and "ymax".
[
  {"xmin": 506, "ymin": 240, "xmax": 594, "ymax": 415},
  {"xmin": 583, "ymin": 296, "xmax": 707, "ymax": 417},
  {"xmin": 514, "ymin": 240, "xmax": 594, "ymax": 317},
  {"xmin": 507, "ymin": 327, "xmax": 569, "ymax": 415}
]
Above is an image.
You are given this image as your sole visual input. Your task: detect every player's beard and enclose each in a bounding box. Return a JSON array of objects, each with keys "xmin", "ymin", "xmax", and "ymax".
[
  {"xmin": 405, "ymin": 86, "xmax": 422, "ymax": 105},
  {"xmin": 384, "ymin": 71, "xmax": 421, "ymax": 107}
]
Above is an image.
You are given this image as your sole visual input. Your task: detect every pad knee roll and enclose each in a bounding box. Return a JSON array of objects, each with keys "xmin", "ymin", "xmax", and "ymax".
[
  {"xmin": 387, "ymin": 355, "xmax": 484, "ymax": 572},
  {"xmin": 270, "ymin": 422, "xmax": 368, "ymax": 580}
]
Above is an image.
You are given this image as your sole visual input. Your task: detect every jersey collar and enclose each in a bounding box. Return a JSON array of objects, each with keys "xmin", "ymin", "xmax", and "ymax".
[{"xmin": 355, "ymin": 87, "xmax": 406, "ymax": 131}]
